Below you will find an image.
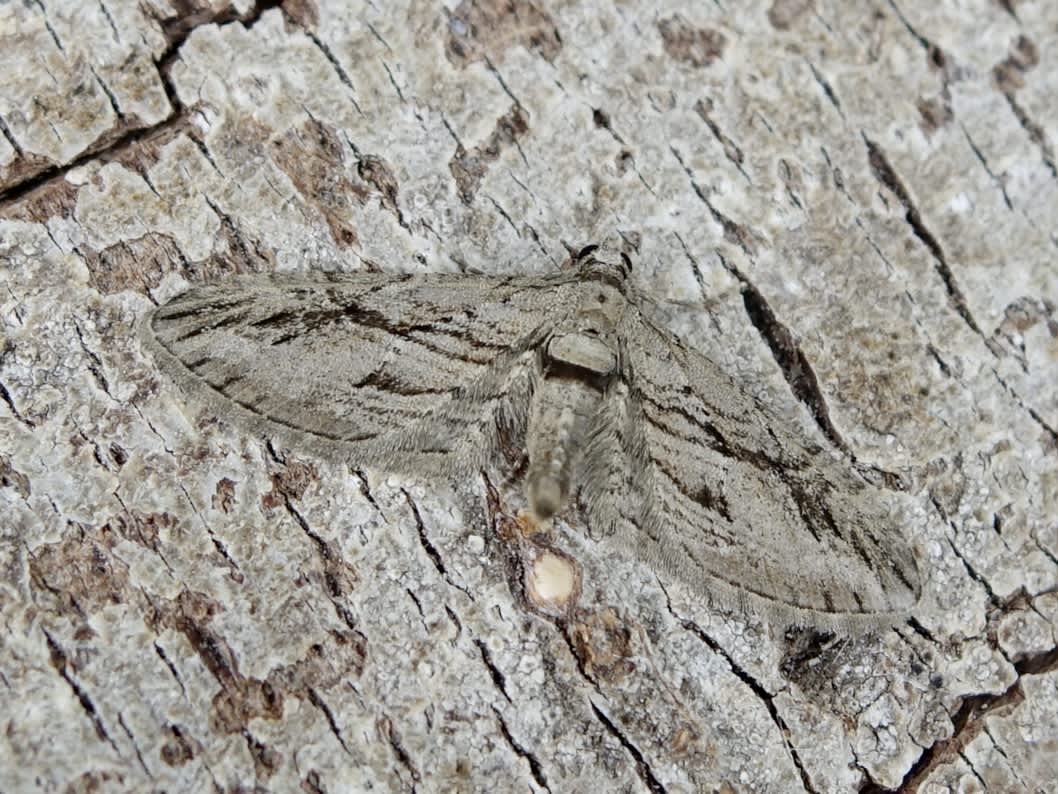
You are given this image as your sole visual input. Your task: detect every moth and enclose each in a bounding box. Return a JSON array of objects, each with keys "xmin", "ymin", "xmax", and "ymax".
[{"xmin": 140, "ymin": 245, "xmax": 921, "ymax": 628}]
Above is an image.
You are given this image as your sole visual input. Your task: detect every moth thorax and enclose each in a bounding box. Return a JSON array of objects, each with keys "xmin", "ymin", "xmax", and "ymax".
[{"xmin": 545, "ymin": 332, "xmax": 617, "ymax": 376}]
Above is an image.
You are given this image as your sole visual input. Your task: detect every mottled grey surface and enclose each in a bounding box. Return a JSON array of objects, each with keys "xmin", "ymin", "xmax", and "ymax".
[{"xmin": 1, "ymin": 0, "xmax": 1056, "ymax": 792}]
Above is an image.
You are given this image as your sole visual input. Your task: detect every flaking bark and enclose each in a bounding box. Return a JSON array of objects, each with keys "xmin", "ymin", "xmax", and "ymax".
[{"xmin": 1, "ymin": 1, "xmax": 1056, "ymax": 792}]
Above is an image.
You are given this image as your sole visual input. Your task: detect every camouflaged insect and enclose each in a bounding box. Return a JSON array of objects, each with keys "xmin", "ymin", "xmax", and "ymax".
[{"xmin": 141, "ymin": 245, "xmax": 921, "ymax": 629}]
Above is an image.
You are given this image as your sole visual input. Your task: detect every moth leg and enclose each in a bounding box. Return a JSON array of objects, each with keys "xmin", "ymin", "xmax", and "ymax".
[{"xmin": 373, "ymin": 350, "xmax": 537, "ymax": 484}]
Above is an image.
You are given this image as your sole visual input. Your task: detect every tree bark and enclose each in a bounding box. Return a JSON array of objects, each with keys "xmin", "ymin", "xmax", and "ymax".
[{"xmin": 1, "ymin": 1, "xmax": 1056, "ymax": 792}]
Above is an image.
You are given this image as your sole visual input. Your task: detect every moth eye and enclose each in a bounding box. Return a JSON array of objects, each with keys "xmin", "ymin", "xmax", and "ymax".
[{"xmin": 597, "ymin": 293, "xmax": 607, "ymax": 304}]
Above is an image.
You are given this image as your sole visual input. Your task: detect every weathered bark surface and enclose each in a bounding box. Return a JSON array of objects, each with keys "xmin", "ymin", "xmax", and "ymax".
[{"xmin": 1, "ymin": 1, "xmax": 1056, "ymax": 792}]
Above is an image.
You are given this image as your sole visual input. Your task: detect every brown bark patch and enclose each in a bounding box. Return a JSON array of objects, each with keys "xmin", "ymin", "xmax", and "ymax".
[
  {"xmin": 568, "ymin": 608, "xmax": 636, "ymax": 681},
  {"xmin": 270, "ymin": 119, "xmax": 366, "ymax": 249},
  {"xmin": 657, "ymin": 16, "xmax": 727, "ymax": 68},
  {"xmin": 159, "ymin": 724, "xmax": 203, "ymax": 767},
  {"xmin": 245, "ymin": 733, "xmax": 282, "ymax": 779},
  {"xmin": 26, "ymin": 511, "xmax": 178, "ymax": 623},
  {"xmin": 270, "ymin": 630, "xmax": 368, "ymax": 690},
  {"xmin": 917, "ymin": 96, "xmax": 953, "ymax": 134},
  {"xmin": 62, "ymin": 770, "xmax": 126, "ymax": 793},
  {"xmin": 993, "ymin": 35, "xmax": 1039, "ymax": 92},
  {"xmin": 108, "ymin": 443, "xmax": 128, "ymax": 468},
  {"xmin": 152, "ymin": 0, "xmax": 245, "ymax": 48},
  {"xmin": 995, "ymin": 296, "xmax": 1058, "ymax": 360},
  {"xmin": 767, "ymin": 0, "xmax": 814, "ymax": 31},
  {"xmin": 450, "ymin": 105, "xmax": 529, "ymax": 204},
  {"xmin": 29, "ymin": 530, "xmax": 130, "ymax": 618},
  {"xmin": 0, "ymin": 454, "xmax": 31, "ymax": 498},
  {"xmin": 213, "ymin": 477, "xmax": 237, "ymax": 513},
  {"xmin": 84, "ymin": 233, "xmax": 186, "ymax": 294},
  {"xmin": 149, "ymin": 590, "xmax": 367, "ymax": 739},
  {"xmin": 358, "ymin": 155, "xmax": 402, "ymax": 220},
  {"xmin": 282, "ymin": 0, "xmax": 320, "ymax": 29},
  {"xmin": 208, "ymin": 201, "xmax": 278, "ymax": 278},
  {"xmin": 0, "ymin": 178, "xmax": 79, "ymax": 223},
  {"xmin": 211, "ymin": 677, "xmax": 285, "ymax": 733},
  {"xmin": 83, "ymin": 226, "xmax": 274, "ymax": 296},
  {"xmin": 300, "ymin": 537, "xmax": 361, "ymax": 600},
  {"xmin": 261, "ymin": 458, "xmax": 320, "ymax": 509},
  {"xmin": 446, "ymin": 0, "xmax": 561, "ymax": 67},
  {"xmin": 109, "ymin": 510, "xmax": 175, "ymax": 554}
]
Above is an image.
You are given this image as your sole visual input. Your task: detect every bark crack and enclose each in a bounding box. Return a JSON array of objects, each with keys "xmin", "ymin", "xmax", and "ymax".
[
  {"xmin": 97, "ymin": 0, "xmax": 120, "ymax": 41},
  {"xmin": 0, "ymin": 115, "xmax": 24, "ymax": 156},
  {"xmin": 673, "ymin": 234, "xmax": 877, "ymax": 479},
  {"xmin": 474, "ymin": 638, "xmax": 512, "ymax": 703},
  {"xmin": 946, "ymin": 535, "xmax": 998, "ymax": 603},
  {"xmin": 0, "ymin": 380, "xmax": 35, "ymax": 428},
  {"xmin": 692, "ymin": 99, "xmax": 751, "ymax": 183},
  {"xmin": 403, "ymin": 488, "xmax": 448, "ymax": 577},
  {"xmin": 589, "ymin": 701, "xmax": 668, "ymax": 794},
  {"xmin": 930, "ymin": 494, "xmax": 1000, "ymax": 604},
  {"xmin": 131, "ymin": 403, "xmax": 174, "ymax": 455},
  {"xmin": 558, "ymin": 623, "xmax": 601, "ymax": 689},
  {"xmin": 1002, "ymin": 93, "xmax": 1058, "ymax": 182},
  {"xmin": 365, "ymin": 22, "xmax": 392, "ymax": 52},
  {"xmin": 671, "ymin": 146, "xmax": 759, "ymax": 257},
  {"xmin": 153, "ymin": 641, "xmax": 187, "ymax": 697},
  {"xmin": 380, "ymin": 714, "xmax": 421, "ymax": 786},
  {"xmin": 402, "ymin": 489, "xmax": 473, "ymax": 599},
  {"xmin": 73, "ymin": 320, "xmax": 113, "ymax": 398},
  {"xmin": 90, "ymin": 66, "xmax": 125, "ymax": 122},
  {"xmin": 982, "ymin": 723, "xmax": 1028, "ymax": 788},
  {"xmin": 0, "ymin": 0, "xmax": 301, "ymax": 204},
  {"xmin": 659, "ymin": 584, "xmax": 819, "ymax": 794},
  {"xmin": 712, "ymin": 248, "xmax": 851, "ymax": 457},
  {"xmin": 307, "ymin": 687, "xmax": 352, "ymax": 754},
  {"xmin": 484, "ymin": 57, "xmax": 527, "ymax": 122},
  {"xmin": 117, "ymin": 712, "xmax": 152, "ymax": 777},
  {"xmin": 281, "ymin": 497, "xmax": 357, "ymax": 630},
  {"xmin": 884, "ymin": 644, "xmax": 1058, "ymax": 792},
  {"xmin": 959, "ymin": 749, "xmax": 989, "ymax": 790},
  {"xmin": 381, "ymin": 61, "xmax": 406, "ymax": 103},
  {"xmin": 885, "ymin": 0, "xmax": 944, "ymax": 61},
  {"xmin": 178, "ymin": 483, "xmax": 243, "ymax": 581},
  {"xmin": 37, "ymin": 7, "xmax": 65, "ymax": 53},
  {"xmin": 863, "ymin": 136, "xmax": 988, "ymax": 341},
  {"xmin": 306, "ymin": 32, "xmax": 364, "ymax": 115},
  {"xmin": 493, "ymin": 707, "xmax": 551, "ymax": 791},
  {"xmin": 806, "ymin": 60, "xmax": 844, "ymax": 119},
  {"xmin": 991, "ymin": 369, "xmax": 1058, "ymax": 445},
  {"xmin": 486, "ymin": 194, "xmax": 521, "ymax": 237},
  {"xmin": 44, "ymin": 630, "xmax": 120, "ymax": 754},
  {"xmin": 960, "ymin": 124, "xmax": 1013, "ymax": 210},
  {"xmin": 352, "ymin": 469, "xmax": 382, "ymax": 514}
]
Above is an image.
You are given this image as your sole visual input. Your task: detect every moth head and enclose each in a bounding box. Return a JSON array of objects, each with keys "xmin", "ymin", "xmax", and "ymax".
[{"xmin": 573, "ymin": 244, "xmax": 633, "ymax": 290}]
